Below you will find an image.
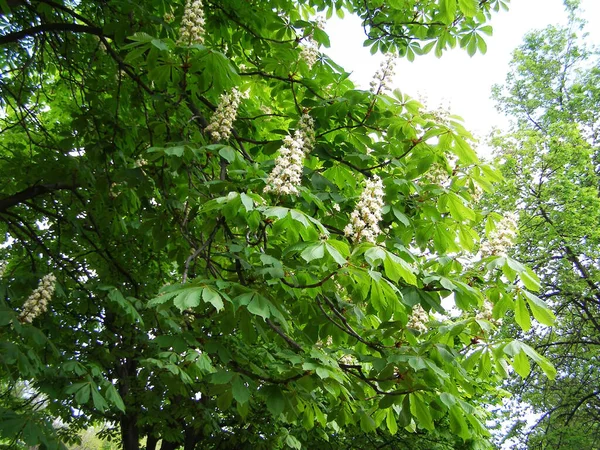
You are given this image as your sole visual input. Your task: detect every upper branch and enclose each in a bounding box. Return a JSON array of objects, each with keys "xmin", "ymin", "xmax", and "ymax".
[
  {"xmin": 0, "ymin": 183, "xmax": 78, "ymax": 212},
  {"xmin": 0, "ymin": 23, "xmax": 102, "ymax": 46}
]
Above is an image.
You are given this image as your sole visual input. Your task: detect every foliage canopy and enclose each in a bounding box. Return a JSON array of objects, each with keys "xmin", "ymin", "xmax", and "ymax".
[
  {"xmin": 0, "ymin": 0, "xmax": 556, "ymax": 448},
  {"xmin": 491, "ymin": 5, "xmax": 600, "ymax": 448}
]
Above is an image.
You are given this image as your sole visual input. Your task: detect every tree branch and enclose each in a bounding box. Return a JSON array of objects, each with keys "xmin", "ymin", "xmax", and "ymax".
[
  {"xmin": 0, "ymin": 183, "xmax": 77, "ymax": 212},
  {"xmin": 0, "ymin": 23, "xmax": 102, "ymax": 46}
]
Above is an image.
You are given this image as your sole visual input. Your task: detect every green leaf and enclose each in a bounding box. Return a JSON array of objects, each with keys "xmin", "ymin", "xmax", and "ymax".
[
  {"xmin": 445, "ymin": 193, "xmax": 475, "ymax": 222},
  {"xmin": 202, "ymin": 287, "xmax": 224, "ymax": 312},
  {"xmin": 410, "ymin": 393, "xmax": 434, "ymax": 430},
  {"xmin": 217, "ymin": 389, "xmax": 233, "ymax": 411},
  {"xmin": 521, "ymin": 343, "xmax": 557, "ymax": 380},
  {"xmin": 247, "ymin": 295, "xmax": 271, "ymax": 319},
  {"xmin": 240, "ymin": 193, "xmax": 254, "ymax": 211},
  {"xmin": 325, "ymin": 242, "xmax": 347, "ymax": 265},
  {"xmin": 105, "ymin": 384, "xmax": 126, "ymax": 412},
  {"xmin": 265, "ymin": 387, "xmax": 285, "ymax": 417},
  {"xmin": 515, "ymin": 295, "xmax": 532, "ymax": 332},
  {"xmin": 452, "ymin": 136, "xmax": 479, "ymax": 164},
  {"xmin": 440, "ymin": 0, "xmax": 457, "ymax": 24},
  {"xmin": 285, "ymin": 434, "xmax": 302, "ymax": 450},
  {"xmin": 211, "ymin": 370, "xmax": 233, "ymax": 385},
  {"xmin": 359, "ymin": 411, "xmax": 376, "ymax": 432},
  {"xmin": 301, "ymin": 243, "xmax": 325, "ymax": 262},
  {"xmin": 449, "ymin": 405, "xmax": 471, "ymax": 440},
  {"xmin": 91, "ymin": 388, "xmax": 109, "ymax": 412},
  {"xmin": 219, "ymin": 146, "xmax": 237, "ymax": 163},
  {"xmin": 393, "ymin": 207, "xmax": 411, "ymax": 226},
  {"xmin": 458, "ymin": 0, "xmax": 478, "ymax": 17},
  {"xmin": 75, "ymin": 384, "xmax": 91, "ymax": 405},
  {"xmin": 522, "ymin": 290, "xmax": 555, "ymax": 326},
  {"xmin": 383, "ymin": 252, "xmax": 417, "ymax": 285},
  {"xmin": 302, "ymin": 404, "xmax": 315, "ymax": 430},
  {"xmin": 173, "ymin": 288, "xmax": 203, "ymax": 312},
  {"xmin": 386, "ymin": 409, "xmax": 398, "ymax": 435},
  {"xmin": 512, "ymin": 349, "xmax": 531, "ymax": 378},
  {"xmin": 520, "ymin": 267, "xmax": 541, "ymax": 292},
  {"xmin": 107, "ymin": 288, "xmax": 145, "ymax": 326},
  {"xmin": 232, "ymin": 376, "xmax": 250, "ymax": 404}
]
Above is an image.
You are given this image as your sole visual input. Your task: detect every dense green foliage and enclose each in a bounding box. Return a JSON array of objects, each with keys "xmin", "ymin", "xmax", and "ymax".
[
  {"xmin": 0, "ymin": 0, "xmax": 557, "ymax": 448},
  {"xmin": 491, "ymin": 4, "xmax": 600, "ymax": 448}
]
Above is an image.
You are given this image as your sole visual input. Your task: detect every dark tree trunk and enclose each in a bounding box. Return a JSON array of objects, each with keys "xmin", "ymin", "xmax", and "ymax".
[
  {"xmin": 146, "ymin": 435, "xmax": 159, "ymax": 450},
  {"xmin": 159, "ymin": 440, "xmax": 179, "ymax": 450},
  {"xmin": 118, "ymin": 355, "xmax": 140, "ymax": 450},
  {"xmin": 121, "ymin": 415, "xmax": 140, "ymax": 450},
  {"xmin": 184, "ymin": 428, "xmax": 200, "ymax": 450}
]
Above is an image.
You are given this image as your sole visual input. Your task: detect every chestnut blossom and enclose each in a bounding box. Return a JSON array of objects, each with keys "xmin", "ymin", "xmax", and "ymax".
[
  {"xmin": 178, "ymin": 0, "xmax": 205, "ymax": 45},
  {"xmin": 300, "ymin": 37, "xmax": 319, "ymax": 70},
  {"xmin": 19, "ymin": 274, "xmax": 56, "ymax": 324},
  {"xmin": 297, "ymin": 112, "xmax": 315, "ymax": 153},
  {"xmin": 205, "ymin": 88, "xmax": 243, "ymax": 142},
  {"xmin": 344, "ymin": 175, "xmax": 385, "ymax": 243},
  {"xmin": 370, "ymin": 53, "xmax": 397, "ymax": 94},
  {"xmin": 264, "ymin": 131, "xmax": 306, "ymax": 196},
  {"xmin": 480, "ymin": 212, "xmax": 519, "ymax": 258},
  {"xmin": 299, "ymin": 19, "xmax": 324, "ymax": 70},
  {"xmin": 476, "ymin": 300, "xmax": 502, "ymax": 327},
  {"xmin": 407, "ymin": 304, "xmax": 429, "ymax": 333},
  {"xmin": 264, "ymin": 113, "xmax": 315, "ymax": 196}
]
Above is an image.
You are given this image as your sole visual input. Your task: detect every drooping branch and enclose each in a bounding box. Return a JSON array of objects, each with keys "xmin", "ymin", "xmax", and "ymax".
[
  {"xmin": 0, "ymin": 23, "xmax": 102, "ymax": 46},
  {"xmin": 0, "ymin": 183, "xmax": 77, "ymax": 212}
]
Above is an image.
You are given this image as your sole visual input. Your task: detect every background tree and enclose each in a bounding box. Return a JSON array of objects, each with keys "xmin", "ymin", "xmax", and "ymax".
[
  {"xmin": 0, "ymin": 0, "xmax": 555, "ymax": 449},
  {"xmin": 490, "ymin": 2, "xmax": 600, "ymax": 448}
]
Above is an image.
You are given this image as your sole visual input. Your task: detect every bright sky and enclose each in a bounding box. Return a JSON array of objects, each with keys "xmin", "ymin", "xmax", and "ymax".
[{"xmin": 325, "ymin": 0, "xmax": 600, "ymax": 143}]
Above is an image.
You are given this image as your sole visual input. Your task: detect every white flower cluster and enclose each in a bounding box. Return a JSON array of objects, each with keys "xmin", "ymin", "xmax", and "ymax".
[
  {"xmin": 471, "ymin": 183, "xmax": 483, "ymax": 203},
  {"xmin": 300, "ymin": 37, "xmax": 319, "ymax": 70},
  {"xmin": 339, "ymin": 354, "xmax": 358, "ymax": 365},
  {"xmin": 316, "ymin": 336, "xmax": 334, "ymax": 348},
  {"xmin": 205, "ymin": 88, "xmax": 243, "ymax": 142},
  {"xmin": 480, "ymin": 212, "xmax": 519, "ymax": 258},
  {"xmin": 178, "ymin": 0, "xmax": 205, "ymax": 45},
  {"xmin": 370, "ymin": 53, "xmax": 397, "ymax": 94},
  {"xmin": 299, "ymin": 19, "xmax": 324, "ymax": 70},
  {"xmin": 423, "ymin": 163, "xmax": 451, "ymax": 186},
  {"xmin": 19, "ymin": 274, "xmax": 56, "ymax": 324},
  {"xmin": 264, "ymin": 132, "xmax": 306, "ymax": 195},
  {"xmin": 475, "ymin": 300, "xmax": 502, "ymax": 327},
  {"xmin": 297, "ymin": 112, "xmax": 315, "ymax": 153},
  {"xmin": 264, "ymin": 113, "xmax": 315, "ymax": 196},
  {"xmin": 407, "ymin": 304, "xmax": 429, "ymax": 333},
  {"xmin": 343, "ymin": 175, "xmax": 385, "ymax": 243}
]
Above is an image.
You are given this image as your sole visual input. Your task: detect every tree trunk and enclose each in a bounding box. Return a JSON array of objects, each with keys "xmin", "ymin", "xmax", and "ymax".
[
  {"xmin": 184, "ymin": 428, "xmax": 200, "ymax": 450},
  {"xmin": 146, "ymin": 435, "xmax": 158, "ymax": 450},
  {"xmin": 121, "ymin": 415, "xmax": 140, "ymax": 450},
  {"xmin": 159, "ymin": 440, "xmax": 179, "ymax": 450}
]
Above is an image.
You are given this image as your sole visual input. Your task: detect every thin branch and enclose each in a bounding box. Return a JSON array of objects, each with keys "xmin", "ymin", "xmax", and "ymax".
[{"xmin": 265, "ymin": 318, "xmax": 303, "ymax": 352}]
